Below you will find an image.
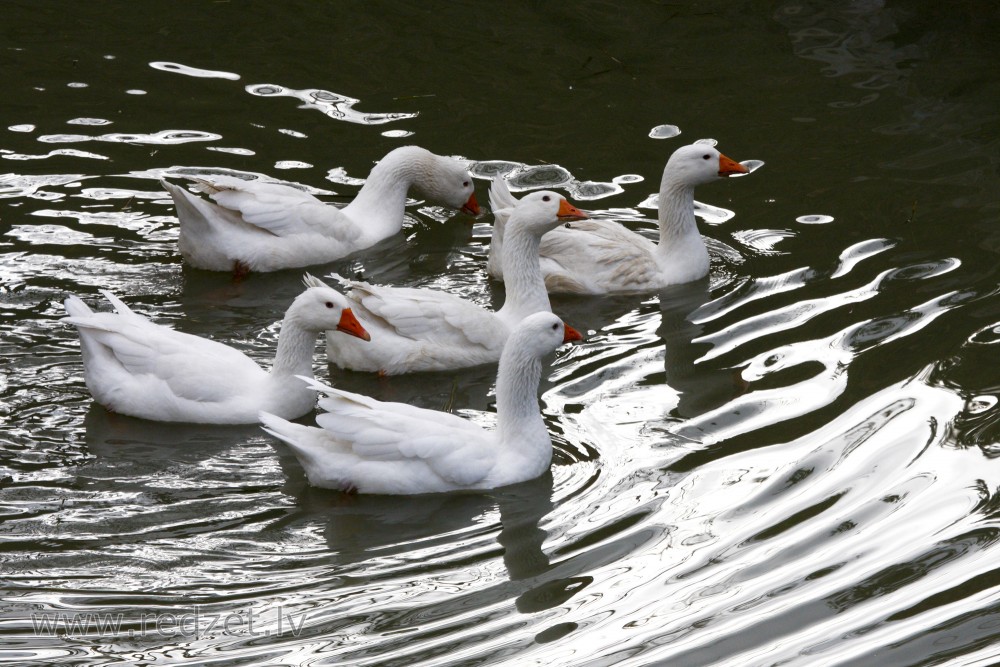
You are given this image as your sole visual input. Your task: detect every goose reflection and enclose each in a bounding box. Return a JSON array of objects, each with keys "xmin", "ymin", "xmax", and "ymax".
[
  {"xmin": 274, "ymin": 451, "xmax": 555, "ymax": 583},
  {"xmin": 657, "ymin": 279, "xmax": 747, "ymax": 420},
  {"xmin": 82, "ymin": 403, "xmax": 259, "ymax": 463}
]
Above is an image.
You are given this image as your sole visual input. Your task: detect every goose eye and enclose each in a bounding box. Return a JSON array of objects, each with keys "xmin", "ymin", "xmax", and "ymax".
[
  {"xmin": 551, "ymin": 323, "xmax": 559, "ymax": 330},
  {"xmin": 325, "ymin": 301, "xmax": 334, "ymax": 309},
  {"xmin": 463, "ymin": 180, "xmax": 469, "ymax": 187},
  {"xmin": 702, "ymin": 154, "xmax": 711, "ymax": 160},
  {"xmin": 542, "ymin": 195, "xmax": 551, "ymax": 202}
]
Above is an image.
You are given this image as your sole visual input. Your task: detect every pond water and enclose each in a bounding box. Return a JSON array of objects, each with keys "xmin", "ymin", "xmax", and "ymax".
[{"xmin": 3, "ymin": 2, "xmax": 1000, "ymax": 665}]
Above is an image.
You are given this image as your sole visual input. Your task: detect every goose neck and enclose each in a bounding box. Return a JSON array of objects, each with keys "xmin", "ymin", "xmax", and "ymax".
[
  {"xmin": 657, "ymin": 178, "xmax": 698, "ymax": 246},
  {"xmin": 495, "ymin": 349, "xmax": 547, "ymax": 449},
  {"xmin": 496, "ymin": 226, "xmax": 551, "ymax": 322},
  {"xmin": 269, "ymin": 314, "xmax": 321, "ymax": 380},
  {"xmin": 342, "ymin": 147, "xmax": 429, "ymax": 239}
]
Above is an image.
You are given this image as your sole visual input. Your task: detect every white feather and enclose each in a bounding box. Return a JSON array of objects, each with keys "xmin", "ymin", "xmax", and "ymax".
[
  {"xmin": 487, "ymin": 142, "xmax": 751, "ymax": 294},
  {"xmin": 62, "ymin": 276, "xmax": 371, "ymax": 424},
  {"xmin": 163, "ymin": 146, "xmax": 479, "ymax": 272},
  {"xmin": 261, "ymin": 312, "xmax": 578, "ymax": 494}
]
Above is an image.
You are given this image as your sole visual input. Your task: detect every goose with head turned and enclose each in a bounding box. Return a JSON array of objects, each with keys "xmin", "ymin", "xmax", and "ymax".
[
  {"xmin": 487, "ymin": 142, "xmax": 749, "ymax": 294},
  {"xmin": 261, "ymin": 311, "xmax": 582, "ymax": 494},
  {"xmin": 162, "ymin": 145, "xmax": 480, "ymax": 274},
  {"xmin": 325, "ymin": 190, "xmax": 588, "ymax": 375},
  {"xmin": 62, "ymin": 275, "xmax": 370, "ymax": 424}
]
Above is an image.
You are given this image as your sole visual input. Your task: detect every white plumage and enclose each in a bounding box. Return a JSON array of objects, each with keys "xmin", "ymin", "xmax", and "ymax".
[
  {"xmin": 325, "ymin": 190, "xmax": 588, "ymax": 374},
  {"xmin": 62, "ymin": 275, "xmax": 370, "ymax": 424},
  {"xmin": 487, "ymin": 142, "xmax": 749, "ymax": 294},
  {"xmin": 261, "ymin": 311, "xmax": 582, "ymax": 494},
  {"xmin": 162, "ymin": 145, "xmax": 480, "ymax": 273}
]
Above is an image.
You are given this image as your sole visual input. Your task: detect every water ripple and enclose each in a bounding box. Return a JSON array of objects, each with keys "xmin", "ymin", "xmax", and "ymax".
[
  {"xmin": 149, "ymin": 61, "xmax": 241, "ymax": 80},
  {"xmin": 731, "ymin": 228, "xmax": 796, "ymax": 256},
  {"xmin": 3, "ymin": 149, "xmax": 109, "ymax": 161},
  {"xmin": 649, "ymin": 124, "xmax": 681, "ymax": 139},
  {"xmin": 470, "ymin": 160, "xmax": 631, "ymax": 202},
  {"xmin": 246, "ymin": 84, "xmax": 417, "ymax": 125},
  {"xmin": 37, "ymin": 130, "xmax": 222, "ymax": 145},
  {"xmin": 3, "ymin": 6, "xmax": 1000, "ymax": 664}
]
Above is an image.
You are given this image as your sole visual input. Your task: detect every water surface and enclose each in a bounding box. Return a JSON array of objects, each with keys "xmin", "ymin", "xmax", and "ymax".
[{"xmin": 3, "ymin": 2, "xmax": 1000, "ymax": 665}]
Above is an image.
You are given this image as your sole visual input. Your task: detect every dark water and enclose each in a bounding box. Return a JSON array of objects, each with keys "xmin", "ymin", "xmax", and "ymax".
[{"xmin": 3, "ymin": 1, "xmax": 1000, "ymax": 665}]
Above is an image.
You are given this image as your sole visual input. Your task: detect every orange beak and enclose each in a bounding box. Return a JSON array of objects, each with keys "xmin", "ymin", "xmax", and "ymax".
[
  {"xmin": 337, "ymin": 308, "xmax": 371, "ymax": 341},
  {"xmin": 562, "ymin": 322, "xmax": 583, "ymax": 343},
  {"xmin": 461, "ymin": 192, "xmax": 480, "ymax": 216},
  {"xmin": 557, "ymin": 198, "xmax": 589, "ymax": 222},
  {"xmin": 718, "ymin": 153, "xmax": 749, "ymax": 177}
]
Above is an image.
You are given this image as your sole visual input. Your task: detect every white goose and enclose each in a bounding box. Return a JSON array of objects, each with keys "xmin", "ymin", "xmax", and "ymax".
[
  {"xmin": 487, "ymin": 142, "xmax": 749, "ymax": 294},
  {"xmin": 162, "ymin": 145, "xmax": 480, "ymax": 274},
  {"xmin": 62, "ymin": 275, "xmax": 370, "ymax": 424},
  {"xmin": 325, "ymin": 190, "xmax": 588, "ymax": 375},
  {"xmin": 261, "ymin": 311, "xmax": 581, "ymax": 494}
]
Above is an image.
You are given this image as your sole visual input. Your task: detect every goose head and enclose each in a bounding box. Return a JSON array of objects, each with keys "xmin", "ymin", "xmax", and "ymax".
[
  {"xmin": 664, "ymin": 143, "xmax": 749, "ymax": 187},
  {"xmin": 295, "ymin": 274, "xmax": 371, "ymax": 340},
  {"xmin": 506, "ymin": 190, "xmax": 589, "ymax": 238},
  {"xmin": 514, "ymin": 311, "xmax": 585, "ymax": 359},
  {"xmin": 418, "ymin": 152, "xmax": 481, "ymax": 215}
]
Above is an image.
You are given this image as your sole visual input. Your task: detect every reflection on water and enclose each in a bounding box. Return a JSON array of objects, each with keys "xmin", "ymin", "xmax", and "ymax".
[
  {"xmin": 246, "ymin": 83, "xmax": 419, "ymax": 126},
  {"xmin": 3, "ymin": 1, "xmax": 1000, "ymax": 665}
]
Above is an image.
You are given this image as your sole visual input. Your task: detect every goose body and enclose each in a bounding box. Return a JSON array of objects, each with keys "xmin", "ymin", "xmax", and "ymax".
[
  {"xmin": 326, "ymin": 191, "xmax": 588, "ymax": 374},
  {"xmin": 261, "ymin": 312, "xmax": 582, "ymax": 494},
  {"xmin": 62, "ymin": 275, "xmax": 370, "ymax": 424},
  {"xmin": 162, "ymin": 145, "xmax": 480, "ymax": 273},
  {"xmin": 487, "ymin": 143, "xmax": 749, "ymax": 294}
]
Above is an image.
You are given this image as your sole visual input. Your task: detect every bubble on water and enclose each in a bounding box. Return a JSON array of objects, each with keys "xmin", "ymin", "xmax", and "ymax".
[
  {"xmin": 9, "ymin": 125, "xmax": 35, "ymax": 133},
  {"xmin": 568, "ymin": 181, "xmax": 622, "ymax": 200},
  {"xmin": 67, "ymin": 118, "xmax": 112, "ymax": 126},
  {"xmin": 275, "ymin": 161, "xmax": 312, "ymax": 170},
  {"xmin": 649, "ymin": 124, "xmax": 681, "ymax": 139},
  {"xmin": 207, "ymin": 147, "xmax": 255, "ymax": 156},
  {"xmin": 694, "ymin": 137, "xmax": 718, "ymax": 147},
  {"xmin": 796, "ymin": 214, "xmax": 834, "ymax": 224},
  {"xmin": 67, "ymin": 82, "xmax": 89, "ymax": 88},
  {"xmin": 508, "ymin": 164, "xmax": 573, "ymax": 190},
  {"xmin": 3, "ymin": 149, "xmax": 109, "ymax": 161},
  {"xmin": 38, "ymin": 130, "xmax": 222, "ymax": 145},
  {"xmin": 470, "ymin": 161, "xmax": 627, "ymax": 201},
  {"xmin": 382, "ymin": 129, "xmax": 413, "ymax": 138},
  {"xmin": 469, "ymin": 160, "xmax": 520, "ymax": 180},
  {"xmin": 125, "ymin": 89, "xmax": 147, "ymax": 95},
  {"xmin": 247, "ymin": 83, "xmax": 417, "ymax": 126},
  {"xmin": 279, "ymin": 129, "xmax": 307, "ymax": 138},
  {"xmin": 326, "ymin": 167, "xmax": 365, "ymax": 187},
  {"xmin": 0, "ymin": 173, "xmax": 91, "ymax": 200},
  {"xmin": 150, "ymin": 61, "xmax": 241, "ymax": 80},
  {"xmin": 740, "ymin": 159, "xmax": 765, "ymax": 174},
  {"xmin": 613, "ymin": 174, "xmax": 644, "ymax": 184}
]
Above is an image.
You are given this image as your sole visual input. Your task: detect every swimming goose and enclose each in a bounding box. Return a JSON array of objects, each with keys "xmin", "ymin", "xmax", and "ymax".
[
  {"xmin": 162, "ymin": 145, "xmax": 480, "ymax": 273},
  {"xmin": 487, "ymin": 142, "xmax": 749, "ymax": 294},
  {"xmin": 261, "ymin": 311, "xmax": 582, "ymax": 494},
  {"xmin": 325, "ymin": 190, "xmax": 588, "ymax": 374},
  {"xmin": 62, "ymin": 275, "xmax": 370, "ymax": 424}
]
